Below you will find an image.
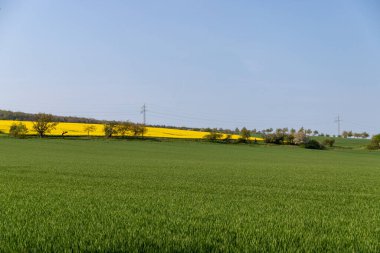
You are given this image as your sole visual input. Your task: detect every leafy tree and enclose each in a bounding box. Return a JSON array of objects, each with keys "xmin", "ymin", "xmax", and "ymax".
[
  {"xmin": 240, "ymin": 127, "xmax": 251, "ymax": 141},
  {"xmin": 116, "ymin": 122, "xmax": 133, "ymax": 137},
  {"xmin": 313, "ymin": 130, "xmax": 319, "ymax": 136},
  {"xmin": 130, "ymin": 123, "xmax": 147, "ymax": 137},
  {"xmin": 104, "ymin": 122, "xmax": 118, "ymax": 138},
  {"xmin": 83, "ymin": 125, "xmax": 96, "ymax": 137},
  {"xmin": 9, "ymin": 122, "xmax": 28, "ymax": 138},
  {"xmin": 32, "ymin": 113, "xmax": 58, "ymax": 137},
  {"xmin": 266, "ymin": 128, "xmax": 273, "ymax": 133}
]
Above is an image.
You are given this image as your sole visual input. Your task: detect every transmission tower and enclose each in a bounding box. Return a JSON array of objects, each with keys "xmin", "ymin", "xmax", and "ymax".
[
  {"xmin": 335, "ymin": 115, "xmax": 342, "ymax": 137},
  {"xmin": 141, "ymin": 104, "xmax": 146, "ymax": 125}
]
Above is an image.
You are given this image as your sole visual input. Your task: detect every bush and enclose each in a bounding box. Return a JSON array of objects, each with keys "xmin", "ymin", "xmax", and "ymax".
[
  {"xmin": 303, "ymin": 139, "xmax": 324, "ymax": 150},
  {"xmin": 293, "ymin": 132, "xmax": 308, "ymax": 145},
  {"xmin": 323, "ymin": 138, "xmax": 335, "ymax": 147},
  {"xmin": 235, "ymin": 137, "xmax": 250, "ymax": 144},
  {"xmin": 367, "ymin": 141, "xmax": 380, "ymax": 150},
  {"xmin": 367, "ymin": 134, "xmax": 380, "ymax": 150},
  {"xmin": 264, "ymin": 133, "xmax": 285, "ymax": 144},
  {"xmin": 9, "ymin": 123, "xmax": 28, "ymax": 138},
  {"xmin": 222, "ymin": 134, "xmax": 233, "ymax": 144}
]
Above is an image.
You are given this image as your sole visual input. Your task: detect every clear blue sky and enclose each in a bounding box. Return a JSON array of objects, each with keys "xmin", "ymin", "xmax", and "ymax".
[{"xmin": 0, "ymin": 0, "xmax": 379, "ymax": 134}]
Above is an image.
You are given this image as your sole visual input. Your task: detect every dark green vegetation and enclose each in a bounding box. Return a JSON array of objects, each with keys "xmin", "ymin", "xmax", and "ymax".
[
  {"xmin": 0, "ymin": 109, "xmax": 102, "ymax": 124},
  {"xmin": 0, "ymin": 137, "xmax": 379, "ymax": 252}
]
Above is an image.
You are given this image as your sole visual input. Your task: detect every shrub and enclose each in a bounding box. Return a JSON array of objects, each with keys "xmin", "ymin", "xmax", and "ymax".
[
  {"xmin": 303, "ymin": 139, "xmax": 325, "ymax": 150},
  {"xmin": 367, "ymin": 134, "xmax": 380, "ymax": 150},
  {"xmin": 235, "ymin": 137, "xmax": 250, "ymax": 144},
  {"xmin": 323, "ymin": 138, "xmax": 335, "ymax": 147},
  {"xmin": 264, "ymin": 133, "xmax": 285, "ymax": 144},
  {"xmin": 222, "ymin": 134, "xmax": 233, "ymax": 144},
  {"xmin": 367, "ymin": 141, "xmax": 380, "ymax": 150},
  {"xmin": 293, "ymin": 132, "xmax": 308, "ymax": 145},
  {"xmin": 9, "ymin": 123, "xmax": 28, "ymax": 138}
]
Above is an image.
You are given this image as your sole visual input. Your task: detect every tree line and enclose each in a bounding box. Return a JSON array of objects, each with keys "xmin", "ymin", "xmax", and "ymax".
[
  {"xmin": 8, "ymin": 113, "xmax": 146, "ymax": 139},
  {"xmin": 4, "ymin": 112, "xmax": 379, "ymax": 150},
  {"xmin": 0, "ymin": 109, "xmax": 103, "ymax": 124}
]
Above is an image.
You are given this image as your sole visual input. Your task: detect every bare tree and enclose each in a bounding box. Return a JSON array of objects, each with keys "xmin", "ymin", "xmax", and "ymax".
[
  {"xmin": 32, "ymin": 113, "xmax": 58, "ymax": 137},
  {"xmin": 83, "ymin": 125, "xmax": 96, "ymax": 137}
]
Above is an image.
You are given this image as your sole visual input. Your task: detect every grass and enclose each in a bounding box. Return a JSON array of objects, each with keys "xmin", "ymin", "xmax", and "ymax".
[
  {"xmin": 0, "ymin": 137, "xmax": 380, "ymax": 252},
  {"xmin": 313, "ymin": 136, "xmax": 371, "ymax": 150}
]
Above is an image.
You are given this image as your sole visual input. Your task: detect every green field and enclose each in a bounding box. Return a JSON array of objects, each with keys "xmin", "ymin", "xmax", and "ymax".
[{"xmin": 1, "ymin": 137, "xmax": 379, "ymax": 252}]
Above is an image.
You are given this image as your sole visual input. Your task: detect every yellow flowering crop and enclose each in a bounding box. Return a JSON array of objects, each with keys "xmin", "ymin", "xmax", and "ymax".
[{"xmin": 0, "ymin": 120, "xmax": 263, "ymax": 140}]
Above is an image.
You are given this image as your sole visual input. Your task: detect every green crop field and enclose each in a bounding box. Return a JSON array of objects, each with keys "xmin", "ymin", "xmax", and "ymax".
[{"xmin": 0, "ymin": 137, "xmax": 379, "ymax": 252}]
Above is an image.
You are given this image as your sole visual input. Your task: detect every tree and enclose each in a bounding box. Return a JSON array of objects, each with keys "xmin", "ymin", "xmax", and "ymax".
[
  {"xmin": 341, "ymin": 131, "xmax": 349, "ymax": 138},
  {"xmin": 116, "ymin": 122, "xmax": 133, "ymax": 137},
  {"xmin": 9, "ymin": 122, "xmax": 28, "ymax": 138},
  {"xmin": 362, "ymin": 132, "xmax": 370, "ymax": 139},
  {"xmin": 32, "ymin": 113, "xmax": 58, "ymax": 137},
  {"xmin": 83, "ymin": 125, "xmax": 96, "ymax": 137},
  {"xmin": 240, "ymin": 127, "xmax": 251, "ymax": 141},
  {"xmin": 130, "ymin": 123, "xmax": 147, "ymax": 137},
  {"xmin": 104, "ymin": 122, "xmax": 118, "ymax": 138},
  {"xmin": 313, "ymin": 130, "xmax": 319, "ymax": 136},
  {"xmin": 203, "ymin": 131, "xmax": 223, "ymax": 142}
]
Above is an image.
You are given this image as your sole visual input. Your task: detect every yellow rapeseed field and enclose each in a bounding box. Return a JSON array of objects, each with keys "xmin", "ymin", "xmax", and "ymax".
[{"xmin": 0, "ymin": 120, "xmax": 263, "ymax": 140}]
